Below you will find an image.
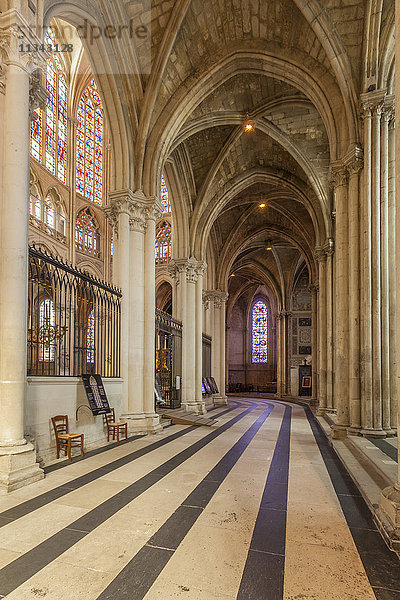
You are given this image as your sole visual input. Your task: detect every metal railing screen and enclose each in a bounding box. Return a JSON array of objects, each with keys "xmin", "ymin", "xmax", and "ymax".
[{"xmin": 27, "ymin": 245, "xmax": 121, "ymax": 377}]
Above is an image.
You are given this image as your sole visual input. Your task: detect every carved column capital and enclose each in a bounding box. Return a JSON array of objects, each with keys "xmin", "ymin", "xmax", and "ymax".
[
  {"xmin": 212, "ymin": 290, "xmax": 228, "ymax": 309},
  {"xmin": 330, "ymin": 145, "xmax": 363, "ymax": 188},
  {"xmin": 360, "ymin": 89, "xmax": 386, "ymax": 119},
  {"xmin": 314, "ymin": 246, "xmax": 327, "ymax": 263}
]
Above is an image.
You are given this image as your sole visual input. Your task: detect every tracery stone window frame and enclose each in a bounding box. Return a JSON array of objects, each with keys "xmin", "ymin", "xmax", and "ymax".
[
  {"xmin": 29, "ymin": 185, "xmax": 67, "ymax": 243},
  {"xmin": 155, "ymin": 220, "xmax": 172, "ymax": 265},
  {"xmin": 75, "ymin": 207, "xmax": 101, "ymax": 258}
]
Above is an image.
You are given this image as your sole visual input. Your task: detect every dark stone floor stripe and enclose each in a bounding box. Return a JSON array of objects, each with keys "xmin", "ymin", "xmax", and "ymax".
[
  {"xmin": 43, "ymin": 434, "xmax": 145, "ymax": 473},
  {"xmin": 367, "ymin": 438, "xmax": 398, "ymax": 463},
  {"xmin": 305, "ymin": 407, "xmax": 400, "ymax": 599},
  {"xmin": 0, "ymin": 403, "xmax": 241, "ymax": 526},
  {"xmin": 96, "ymin": 404, "xmax": 274, "ymax": 600},
  {"xmin": 237, "ymin": 404, "xmax": 292, "ymax": 600},
  {"xmin": 0, "ymin": 402, "xmax": 254, "ymax": 597}
]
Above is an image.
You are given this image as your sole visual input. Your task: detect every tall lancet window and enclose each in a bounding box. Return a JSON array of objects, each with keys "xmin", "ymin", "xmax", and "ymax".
[
  {"xmin": 76, "ymin": 78, "xmax": 104, "ymax": 205},
  {"xmin": 155, "ymin": 221, "xmax": 172, "ymax": 264},
  {"xmin": 30, "ymin": 27, "xmax": 68, "ymax": 184},
  {"xmin": 251, "ymin": 300, "xmax": 268, "ymax": 363},
  {"xmin": 160, "ymin": 174, "xmax": 171, "ymax": 213}
]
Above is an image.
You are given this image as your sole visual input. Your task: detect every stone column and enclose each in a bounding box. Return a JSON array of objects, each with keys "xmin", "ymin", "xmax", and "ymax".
[
  {"xmin": 105, "ymin": 191, "xmax": 132, "ymax": 409},
  {"xmin": 127, "ymin": 195, "xmax": 146, "ymax": 424},
  {"xmin": 377, "ymin": 16, "xmax": 400, "ymax": 546},
  {"xmin": 0, "ymin": 15, "xmax": 43, "ymax": 491},
  {"xmin": 315, "ymin": 248, "xmax": 327, "ymax": 414},
  {"xmin": 380, "ymin": 104, "xmax": 393, "ymax": 433},
  {"xmin": 171, "ymin": 259, "xmax": 206, "ymax": 413},
  {"xmin": 143, "ymin": 197, "xmax": 162, "ymax": 431},
  {"xmin": 348, "ymin": 151, "xmax": 363, "ymax": 433},
  {"xmin": 331, "ymin": 163, "xmax": 350, "ymax": 438},
  {"xmin": 276, "ymin": 310, "xmax": 290, "ymax": 397},
  {"xmin": 360, "ymin": 91, "xmax": 387, "ymax": 436},
  {"xmin": 310, "ymin": 283, "xmax": 318, "ymax": 403},
  {"xmin": 195, "ymin": 262, "xmax": 207, "ymax": 410},
  {"xmin": 214, "ymin": 291, "xmax": 228, "ymax": 404},
  {"xmin": 325, "ymin": 240, "xmax": 335, "ymax": 412},
  {"xmin": 387, "ymin": 109, "xmax": 397, "ymax": 430},
  {"xmin": 212, "ymin": 294, "xmax": 221, "ymax": 394}
]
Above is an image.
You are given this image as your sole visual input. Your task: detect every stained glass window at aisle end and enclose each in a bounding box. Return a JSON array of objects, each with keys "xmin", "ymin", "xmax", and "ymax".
[{"xmin": 252, "ymin": 300, "xmax": 268, "ymax": 363}]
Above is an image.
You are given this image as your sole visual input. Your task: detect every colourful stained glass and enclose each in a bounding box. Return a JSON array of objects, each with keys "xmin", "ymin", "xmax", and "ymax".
[
  {"xmin": 39, "ymin": 299, "xmax": 55, "ymax": 362},
  {"xmin": 75, "ymin": 208, "xmax": 99, "ymax": 255},
  {"xmin": 30, "ymin": 110, "xmax": 42, "ymax": 161},
  {"xmin": 76, "ymin": 79, "xmax": 103, "ymax": 205},
  {"xmin": 87, "ymin": 310, "xmax": 95, "ymax": 363},
  {"xmin": 252, "ymin": 300, "xmax": 268, "ymax": 363},
  {"xmin": 160, "ymin": 174, "xmax": 171, "ymax": 213},
  {"xmin": 30, "ymin": 26, "xmax": 68, "ymax": 184},
  {"xmin": 155, "ymin": 221, "xmax": 172, "ymax": 264}
]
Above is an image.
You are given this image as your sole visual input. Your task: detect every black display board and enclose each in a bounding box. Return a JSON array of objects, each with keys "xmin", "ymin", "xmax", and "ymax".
[
  {"xmin": 202, "ymin": 377, "xmax": 213, "ymax": 395},
  {"xmin": 208, "ymin": 377, "xmax": 219, "ymax": 394},
  {"xmin": 81, "ymin": 374, "xmax": 111, "ymax": 415}
]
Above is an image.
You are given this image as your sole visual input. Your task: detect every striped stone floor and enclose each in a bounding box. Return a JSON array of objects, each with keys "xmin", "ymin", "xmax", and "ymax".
[{"xmin": 0, "ymin": 398, "xmax": 399, "ymax": 600}]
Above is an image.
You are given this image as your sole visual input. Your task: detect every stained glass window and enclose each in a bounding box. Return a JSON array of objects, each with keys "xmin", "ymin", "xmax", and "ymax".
[
  {"xmin": 87, "ymin": 310, "xmax": 95, "ymax": 363},
  {"xmin": 160, "ymin": 174, "xmax": 171, "ymax": 213},
  {"xmin": 30, "ymin": 27, "xmax": 68, "ymax": 184},
  {"xmin": 155, "ymin": 221, "xmax": 172, "ymax": 264},
  {"xmin": 39, "ymin": 299, "xmax": 55, "ymax": 362},
  {"xmin": 75, "ymin": 208, "xmax": 100, "ymax": 256},
  {"xmin": 76, "ymin": 78, "xmax": 103, "ymax": 205},
  {"xmin": 251, "ymin": 300, "xmax": 268, "ymax": 363}
]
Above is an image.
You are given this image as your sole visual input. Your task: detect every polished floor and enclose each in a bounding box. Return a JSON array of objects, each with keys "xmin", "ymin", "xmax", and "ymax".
[{"xmin": 0, "ymin": 398, "xmax": 399, "ymax": 600}]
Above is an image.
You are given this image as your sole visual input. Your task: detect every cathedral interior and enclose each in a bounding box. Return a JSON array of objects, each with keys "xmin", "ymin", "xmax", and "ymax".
[{"xmin": 0, "ymin": 0, "xmax": 399, "ymax": 598}]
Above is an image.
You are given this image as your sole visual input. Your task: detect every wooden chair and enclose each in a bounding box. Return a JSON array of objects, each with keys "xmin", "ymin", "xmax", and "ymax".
[
  {"xmin": 104, "ymin": 408, "xmax": 128, "ymax": 444},
  {"xmin": 51, "ymin": 415, "xmax": 84, "ymax": 461}
]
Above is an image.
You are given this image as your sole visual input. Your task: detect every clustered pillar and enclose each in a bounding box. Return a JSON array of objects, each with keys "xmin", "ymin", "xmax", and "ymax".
[
  {"xmin": 376, "ymin": 19, "xmax": 400, "ymax": 550},
  {"xmin": 169, "ymin": 259, "xmax": 208, "ymax": 414},
  {"xmin": 276, "ymin": 310, "xmax": 290, "ymax": 398},
  {"xmin": 358, "ymin": 91, "xmax": 396, "ymax": 437},
  {"xmin": 106, "ymin": 190, "xmax": 162, "ymax": 433}
]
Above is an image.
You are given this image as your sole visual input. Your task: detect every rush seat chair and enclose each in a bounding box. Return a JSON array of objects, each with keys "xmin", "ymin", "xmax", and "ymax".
[
  {"xmin": 51, "ymin": 415, "xmax": 84, "ymax": 461},
  {"xmin": 104, "ymin": 408, "xmax": 128, "ymax": 443}
]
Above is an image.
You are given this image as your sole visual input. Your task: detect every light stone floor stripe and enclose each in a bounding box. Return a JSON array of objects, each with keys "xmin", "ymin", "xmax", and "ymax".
[
  {"xmin": 0, "ymin": 403, "xmax": 242, "ymax": 518},
  {"xmin": 0, "ymin": 399, "xmax": 396, "ymax": 600},
  {"xmin": 284, "ymin": 404, "xmax": 376, "ymax": 600},
  {"xmin": 0, "ymin": 419, "xmax": 237, "ymax": 563},
  {"xmin": 141, "ymin": 404, "xmax": 285, "ymax": 600},
  {"xmin": 0, "ymin": 404, "xmax": 260, "ymax": 599}
]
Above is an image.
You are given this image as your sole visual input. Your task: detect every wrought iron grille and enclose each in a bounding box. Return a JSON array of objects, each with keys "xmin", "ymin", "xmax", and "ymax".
[
  {"xmin": 28, "ymin": 245, "xmax": 121, "ymax": 377},
  {"xmin": 155, "ymin": 309, "xmax": 182, "ymax": 408}
]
